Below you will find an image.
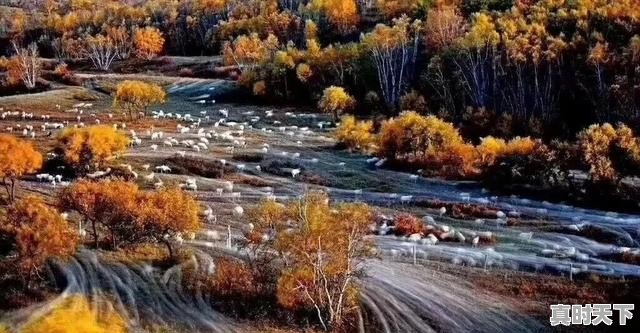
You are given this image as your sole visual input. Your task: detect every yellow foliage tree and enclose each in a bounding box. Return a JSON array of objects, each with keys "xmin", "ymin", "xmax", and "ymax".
[
  {"xmin": 310, "ymin": 0, "xmax": 359, "ymax": 34},
  {"xmin": 578, "ymin": 123, "xmax": 640, "ymax": 183},
  {"xmin": 22, "ymin": 295, "xmax": 127, "ymax": 333},
  {"xmin": 296, "ymin": 63, "xmax": 313, "ymax": 82},
  {"xmin": 134, "ymin": 27, "xmax": 165, "ymax": 60},
  {"xmin": 57, "ymin": 126, "xmax": 129, "ymax": 171},
  {"xmin": 248, "ymin": 192, "xmax": 373, "ymax": 330},
  {"xmin": 1, "ymin": 196, "xmax": 78, "ymax": 283},
  {"xmin": 113, "ymin": 80, "xmax": 166, "ymax": 119},
  {"xmin": 223, "ymin": 33, "xmax": 280, "ymax": 71},
  {"xmin": 0, "ymin": 134, "xmax": 43, "ymax": 202},
  {"xmin": 318, "ymin": 86, "xmax": 355, "ymax": 121},
  {"xmin": 376, "ymin": 112, "xmax": 480, "ymax": 177},
  {"xmin": 334, "ymin": 115, "xmax": 375, "ymax": 152}
]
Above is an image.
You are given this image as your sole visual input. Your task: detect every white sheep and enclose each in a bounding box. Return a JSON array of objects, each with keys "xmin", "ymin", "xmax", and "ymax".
[
  {"xmin": 291, "ymin": 168, "xmax": 301, "ymax": 178},
  {"xmin": 232, "ymin": 205, "xmax": 244, "ymax": 217}
]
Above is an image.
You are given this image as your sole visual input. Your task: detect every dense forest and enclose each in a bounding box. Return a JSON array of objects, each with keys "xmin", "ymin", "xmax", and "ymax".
[{"xmin": 0, "ymin": 0, "xmax": 638, "ymax": 135}]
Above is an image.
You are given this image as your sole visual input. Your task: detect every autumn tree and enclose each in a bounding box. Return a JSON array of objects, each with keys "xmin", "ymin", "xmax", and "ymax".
[
  {"xmin": 137, "ymin": 187, "xmax": 201, "ymax": 259},
  {"xmin": 248, "ymin": 192, "xmax": 373, "ymax": 330},
  {"xmin": 58, "ymin": 180, "xmax": 139, "ymax": 249},
  {"xmin": 223, "ymin": 33, "xmax": 280, "ymax": 72},
  {"xmin": 0, "ymin": 134, "xmax": 43, "ymax": 202},
  {"xmin": 424, "ymin": 5, "xmax": 466, "ymax": 51},
  {"xmin": 113, "ymin": 80, "xmax": 166, "ymax": 119},
  {"xmin": 318, "ymin": 86, "xmax": 355, "ymax": 121},
  {"xmin": 80, "ymin": 34, "xmax": 118, "ymax": 71},
  {"xmin": 56, "ymin": 126, "xmax": 129, "ymax": 172},
  {"xmin": 362, "ymin": 16, "xmax": 422, "ymax": 110},
  {"xmin": 308, "ymin": 0, "xmax": 359, "ymax": 34},
  {"xmin": 1, "ymin": 196, "xmax": 78, "ymax": 284},
  {"xmin": 134, "ymin": 27, "xmax": 165, "ymax": 60},
  {"xmin": 22, "ymin": 295, "xmax": 127, "ymax": 333},
  {"xmin": 107, "ymin": 26, "xmax": 133, "ymax": 60},
  {"xmin": 7, "ymin": 43, "xmax": 41, "ymax": 89}
]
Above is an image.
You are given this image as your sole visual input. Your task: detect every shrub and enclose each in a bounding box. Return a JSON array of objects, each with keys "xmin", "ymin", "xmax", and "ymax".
[
  {"xmin": 21, "ymin": 296, "xmax": 127, "ymax": 333},
  {"xmin": 483, "ymin": 140, "xmax": 562, "ymax": 189},
  {"xmin": 334, "ymin": 115, "xmax": 375, "ymax": 152},
  {"xmin": 393, "ymin": 213, "xmax": 424, "ymax": 236},
  {"xmin": 232, "ymin": 153, "xmax": 264, "ymax": 163},
  {"xmin": 400, "ymin": 90, "xmax": 427, "ymax": 113},
  {"xmin": 252, "ymin": 80, "xmax": 267, "ymax": 96},
  {"xmin": 376, "ymin": 111, "xmax": 464, "ymax": 162},
  {"xmin": 578, "ymin": 123, "xmax": 640, "ymax": 183}
]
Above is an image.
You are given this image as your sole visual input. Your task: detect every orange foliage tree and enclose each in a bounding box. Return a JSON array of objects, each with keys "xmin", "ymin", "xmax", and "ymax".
[
  {"xmin": 308, "ymin": 0, "xmax": 359, "ymax": 34},
  {"xmin": 60, "ymin": 181, "xmax": 200, "ymax": 256},
  {"xmin": 58, "ymin": 180, "xmax": 139, "ymax": 249},
  {"xmin": 0, "ymin": 134, "xmax": 43, "ymax": 202},
  {"xmin": 56, "ymin": 126, "xmax": 129, "ymax": 172},
  {"xmin": 137, "ymin": 187, "xmax": 201, "ymax": 259},
  {"xmin": 424, "ymin": 5, "xmax": 466, "ymax": 51},
  {"xmin": 134, "ymin": 27, "xmax": 165, "ymax": 60},
  {"xmin": 21, "ymin": 295, "xmax": 127, "ymax": 333},
  {"xmin": 113, "ymin": 80, "xmax": 167, "ymax": 119},
  {"xmin": 248, "ymin": 192, "xmax": 373, "ymax": 330},
  {"xmin": 318, "ymin": 86, "xmax": 355, "ymax": 121},
  {"xmin": 1, "ymin": 196, "xmax": 78, "ymax": 284},
  {"xmin": 7, "ymin": 43, "xmax": 41, "ymax": 89}
]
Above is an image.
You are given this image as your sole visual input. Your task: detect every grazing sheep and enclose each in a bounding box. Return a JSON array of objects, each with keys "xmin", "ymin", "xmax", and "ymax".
[
  {"xmin": 144, "ymin": 173, "xmax": 155, "ymax": 182},
  {"xmin": 291, "ymin": 168, "xmax": 301, "ymax": 178},
  {"xmin": 438, "ymin": 207, "xmax": 447, "ymax": 216},
  {"xmin": 232, "ymin": 205, "xmax": 244, "ymax": 217}
]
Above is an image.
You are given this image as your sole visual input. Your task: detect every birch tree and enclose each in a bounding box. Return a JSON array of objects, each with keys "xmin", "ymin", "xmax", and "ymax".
[
  {"xmin": 362, "ymin": 15, "xmax": 421, "ymax": 111},
  {"xmin": 9, "ymin": 43, "xmax": 41, "ymax": 89},
  {"xmin": 81, "ymin": 34, "xmax": 118, "ymax": 71},
  {"xmin": 248, "ymin": 192, "xmax": 373, "ymax": 330}
]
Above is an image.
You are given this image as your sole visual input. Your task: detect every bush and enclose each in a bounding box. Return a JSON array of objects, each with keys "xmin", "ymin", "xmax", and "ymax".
[
  {"xmin": 393, "ymin": 213, "xmax": 424, "ymax": 236},
  {"xmin": 377, "ymin": 111, "xmax": 465, "ymax": 161},
  {"xmin": 400, "ymin": 90, "xmax": 427, "ymax": 113},
  {"xmin": 578, "ymin": 123, "xmax": 640, "ymax": 183},
  {"xmin": 376, "ymin": 112, "xmax": 479, "ymax": 177},
  {"xmin": 483, "ymin": 140, "xmax": 562, "ymax": 189},
  {"xmin": 334, "ymin": 115, "xmax": 375, "ymax": 152}
]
